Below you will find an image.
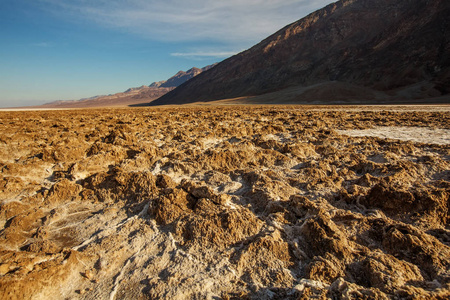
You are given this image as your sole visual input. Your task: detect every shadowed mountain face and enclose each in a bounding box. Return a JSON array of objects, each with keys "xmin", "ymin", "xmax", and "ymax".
[{"xmin": 152, "ymin": 0, "xmax": 450, "ymax": 105}]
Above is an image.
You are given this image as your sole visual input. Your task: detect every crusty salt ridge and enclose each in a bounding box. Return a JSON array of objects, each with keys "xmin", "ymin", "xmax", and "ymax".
[
  {"xmin": 0, "ymin": 105, "xmax": 449, "ymax": 299},
  {"xmin": 337, "ymin": 127, "xmax": 450, "ymax": 145}
]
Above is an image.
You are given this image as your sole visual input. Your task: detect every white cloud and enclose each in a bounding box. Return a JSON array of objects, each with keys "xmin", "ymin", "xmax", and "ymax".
[{"xmin": 38, "ymin": 0, "xmax": 336, "ymax": 45}]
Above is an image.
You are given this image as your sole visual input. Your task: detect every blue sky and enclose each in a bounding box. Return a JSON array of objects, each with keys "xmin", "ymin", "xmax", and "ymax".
[{"xmin": 0, "ymin": 0, "xmax": 335, "ymax": 107}]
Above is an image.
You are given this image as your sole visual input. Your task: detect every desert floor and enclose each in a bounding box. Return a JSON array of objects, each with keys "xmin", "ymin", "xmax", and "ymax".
[{"xmin": 0, "ymin": 105, "xmax": 449, "ymax": 299}]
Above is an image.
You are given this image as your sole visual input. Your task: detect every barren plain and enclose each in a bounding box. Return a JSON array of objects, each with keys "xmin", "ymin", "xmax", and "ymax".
[{"xmin": 0, "ymin": 105, "xmax": 449, "ymax": 299}]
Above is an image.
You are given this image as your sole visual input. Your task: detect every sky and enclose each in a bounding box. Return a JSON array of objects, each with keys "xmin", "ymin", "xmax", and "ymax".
[{"xmin": 0, "ymin": 0, "xmax": 335, "ymax": 107}]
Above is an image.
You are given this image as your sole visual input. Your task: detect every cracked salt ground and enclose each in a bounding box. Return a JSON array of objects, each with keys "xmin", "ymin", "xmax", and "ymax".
[
  {"xmin": 337, "ymin": 126, "xmax": 450, "ymax": 145},
  {"xmin": 0, "ymin": 106, "xmax": 449, "ymax": 299}
]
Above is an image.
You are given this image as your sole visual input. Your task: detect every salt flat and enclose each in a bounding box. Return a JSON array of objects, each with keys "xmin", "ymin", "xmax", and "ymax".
[{"xmin": 0, "ymin": 105, "xmax": 449, "ymax": 299}]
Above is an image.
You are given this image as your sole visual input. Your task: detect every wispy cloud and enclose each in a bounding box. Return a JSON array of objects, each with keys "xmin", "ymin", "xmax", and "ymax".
[{"xmin": 37, "ymin": 0, "xmax": 335, "ymax": 44}]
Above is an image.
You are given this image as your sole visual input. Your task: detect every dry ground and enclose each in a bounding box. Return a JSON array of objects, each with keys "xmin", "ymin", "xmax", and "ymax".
[{"xmin": 0, "ymin": 105, "xmax": 449, "ymax": 299}]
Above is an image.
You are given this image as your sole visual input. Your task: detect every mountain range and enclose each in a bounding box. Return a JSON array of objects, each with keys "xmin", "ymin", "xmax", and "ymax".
[
  {"xmin": 151, "ymin": 0, "xmax": 450, "ymax": 105},
  {"xmin": 38, "ymin": 0, "xmax": 450, "ymax": 108},
  {"xmin": 39, "ymin": 65, "xmax": 215, "ymax": 108}
]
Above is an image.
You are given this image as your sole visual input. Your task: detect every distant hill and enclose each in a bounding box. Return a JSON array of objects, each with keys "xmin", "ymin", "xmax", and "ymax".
[
  {"xmin": 39, "ymin": 64, "xmax": 215, "ymax": 108},
  {"xmin": 40, "ymin": 87, "xmax": 174, "ymax": 109},
  {"xmin": 151, "ymin": 0, "xmax": 450, "ymax": 105}
]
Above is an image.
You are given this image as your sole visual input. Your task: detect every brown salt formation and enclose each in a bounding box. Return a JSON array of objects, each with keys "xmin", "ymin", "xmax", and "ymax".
[{"xmin": 0, "ymin": 105, "xmax": 449, "ymax": 299}]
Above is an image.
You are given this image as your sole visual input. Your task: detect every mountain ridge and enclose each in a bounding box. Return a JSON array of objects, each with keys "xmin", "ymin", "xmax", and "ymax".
[
  {"xmin": 149, "ymin": 64, "xmax": 217, "ymax": 88},
  {"xmin": 151, "ymin": 0, "xmax": 450, "ymax": 105},
  {"xmin": 39, "ymin": 64, "xmax": 216, "ymax": 108}
]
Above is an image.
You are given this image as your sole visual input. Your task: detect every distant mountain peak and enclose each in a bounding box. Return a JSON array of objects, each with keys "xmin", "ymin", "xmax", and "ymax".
[{"xmin": 149, "ymin": 64, "xmax": 217, "ymax": 88}]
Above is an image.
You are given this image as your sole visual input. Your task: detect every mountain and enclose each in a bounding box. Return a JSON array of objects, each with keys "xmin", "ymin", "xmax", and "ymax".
[
  {"xmin": 149, "ymin": 64, "xmax": 217, "ymax": 88},
  {"xmin": 39, "ymin": 65, "xmax": 215, "ymax": 108},
  {"xmin": 152, "ymin": 0, "xmax": 450, "ymax": 105},
  {"xmin": 40, "ymin": 87, "xmax": 174, "ymax": 109}
]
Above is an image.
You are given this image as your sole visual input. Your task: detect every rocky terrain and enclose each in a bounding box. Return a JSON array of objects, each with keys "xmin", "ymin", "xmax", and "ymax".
[
  {"xmin": 152, "ymin": 0, "xmax": 450, "ymax": 105},
  {"xmin": 0, "ymin": 105, "xmax": 449, "ymax": 299}
]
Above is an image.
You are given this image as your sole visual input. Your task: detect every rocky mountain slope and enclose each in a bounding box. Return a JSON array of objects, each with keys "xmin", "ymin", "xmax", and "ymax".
[
  {"xmin": 39, "ymin": 65, "xmax": 214, "ymax": 108},
  {"xmin": 152, "ymin": 0, "xmax": 450, "ymax": 105},
  {"xmin": 149, "ymin": 64, "xmax": 217, "ymax": 88}
]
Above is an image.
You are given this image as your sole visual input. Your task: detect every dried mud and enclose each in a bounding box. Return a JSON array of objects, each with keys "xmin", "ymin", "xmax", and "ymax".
[{"xmin": 0, "ymin": 105, "xmax": 449, "ymax": 299}]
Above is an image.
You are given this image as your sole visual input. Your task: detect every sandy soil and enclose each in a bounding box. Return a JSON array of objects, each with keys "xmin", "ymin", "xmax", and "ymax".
[{"xmin": 0, "ymin": 105, "xmax": 449, "ymax": 299}]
